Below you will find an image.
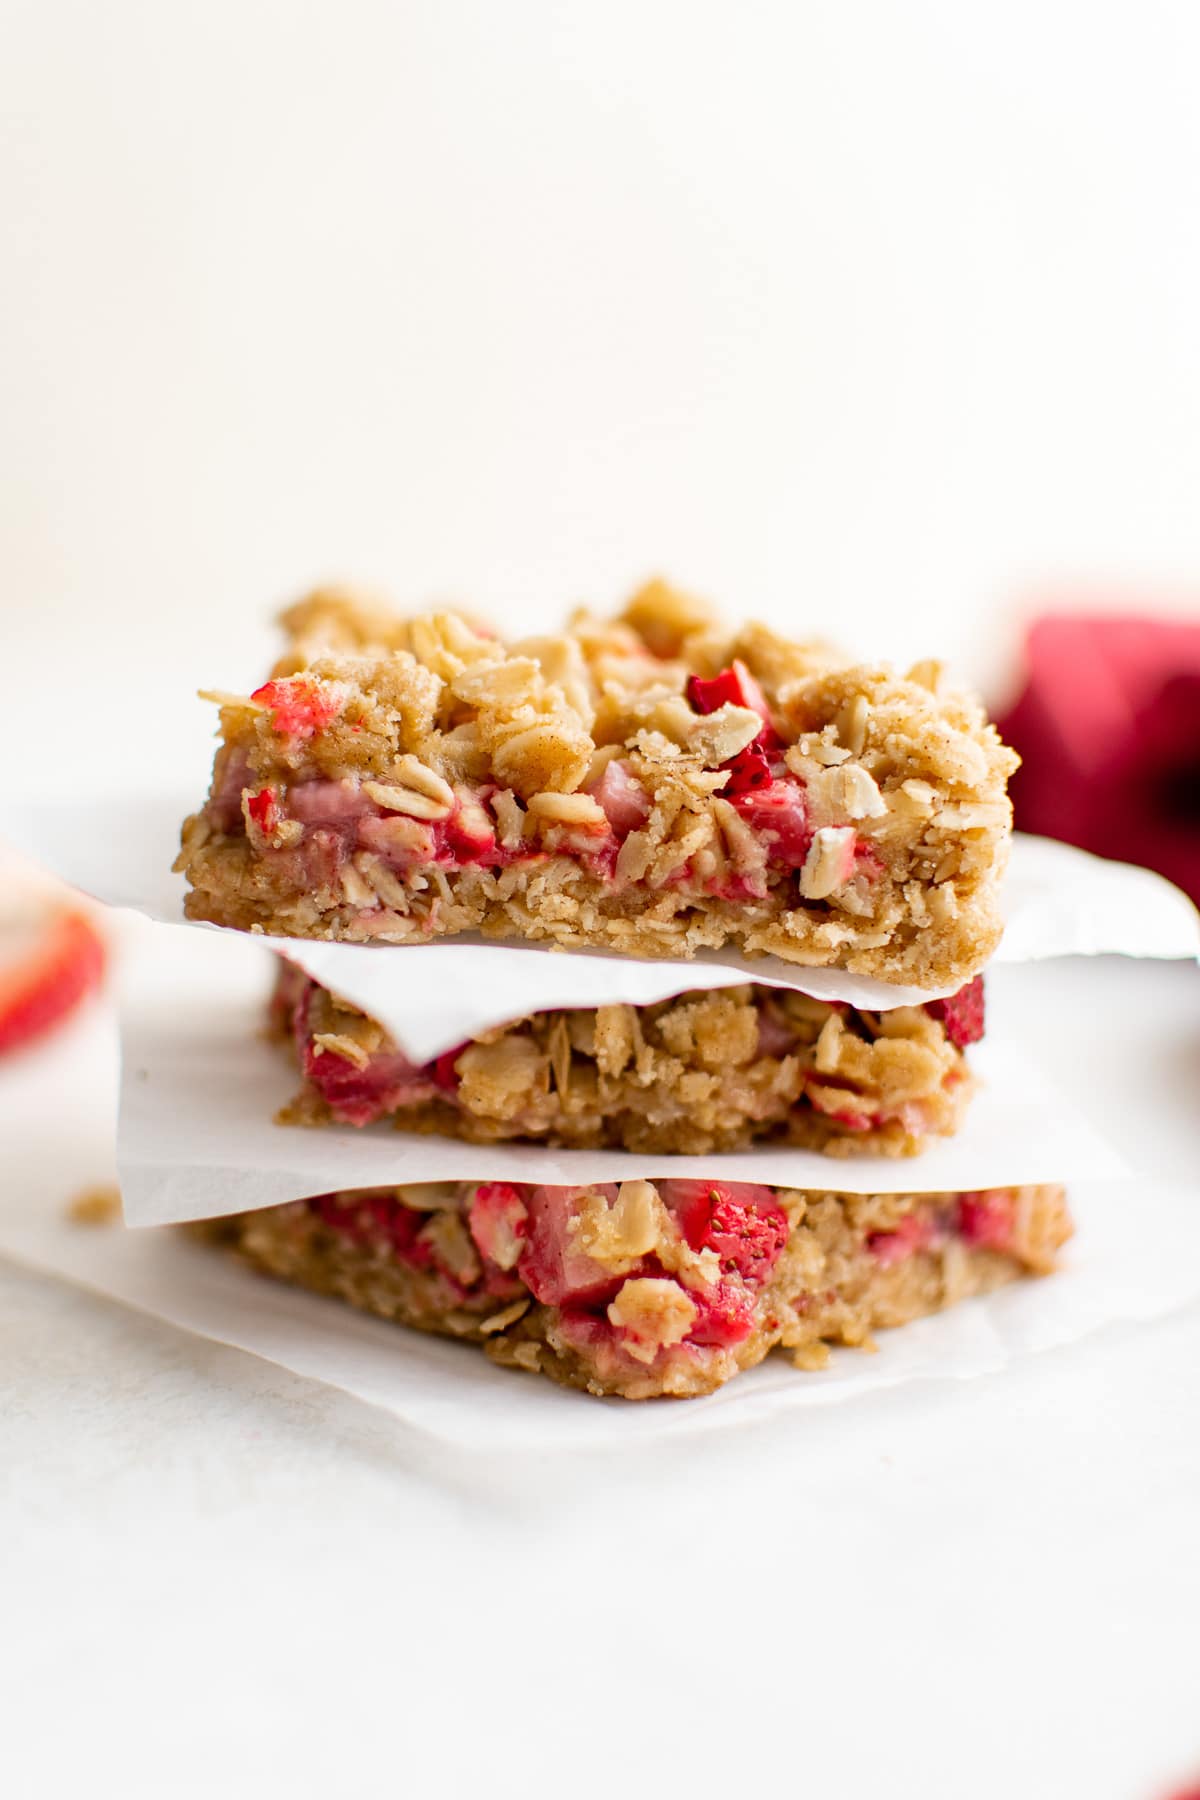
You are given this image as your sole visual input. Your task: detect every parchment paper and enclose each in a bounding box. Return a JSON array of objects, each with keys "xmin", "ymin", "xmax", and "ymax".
[{"xmin": 113, "ymin": 919, "xmax": 1127, "ymax": 1227}]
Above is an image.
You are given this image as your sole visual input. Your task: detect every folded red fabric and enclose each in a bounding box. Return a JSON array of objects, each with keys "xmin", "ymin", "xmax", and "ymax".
[{"xmin": 996, "ymin": 614, "xmax": 1200, "ymax": 905}]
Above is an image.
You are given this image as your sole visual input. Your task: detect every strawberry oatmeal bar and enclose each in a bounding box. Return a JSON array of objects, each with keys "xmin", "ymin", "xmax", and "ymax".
[
  {"xmin": 193, "ymin": 1177, "xmax": 1072, "ymax": 1399},
  {"xmin": 270, "ymin": 961, "xmax": 985, "ymax": 1156},
  {"xmin": 177, "ymin": 582, "xmax": 1018, "ymax": 986}
]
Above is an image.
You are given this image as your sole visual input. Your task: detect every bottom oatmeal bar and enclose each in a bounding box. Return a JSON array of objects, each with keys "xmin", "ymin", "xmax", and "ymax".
[{"xmin": 191, "ymin": 1178, "xmax": 1071, "ymax": 1400}]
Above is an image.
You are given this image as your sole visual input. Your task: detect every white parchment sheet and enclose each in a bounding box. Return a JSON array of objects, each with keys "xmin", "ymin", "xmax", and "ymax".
[
  {"xmin": 0, "ymin": 907, "xmax": 1192, "ymax": 1452},
  {"xmin": 2, "ymin": 1173, "xmax": 1197, "ymax": 1451},
  {"xmin": 115, "ymin": 920, "xmax": 1128, "ymax": 1228},
  {"xmin": 2, "ymin": 793, "xmax": 1197, "ymax": 1061}
]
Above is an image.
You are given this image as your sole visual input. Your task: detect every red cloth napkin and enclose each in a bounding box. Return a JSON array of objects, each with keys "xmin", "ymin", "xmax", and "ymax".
[{"xmin": 995, "ymin": 614, "xmax": 1200, "ymax": 905}]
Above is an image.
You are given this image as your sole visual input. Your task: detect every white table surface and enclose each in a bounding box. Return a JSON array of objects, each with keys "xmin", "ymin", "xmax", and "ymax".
[{"xmin": 2, "ymin": 953, "xmax": 1198, "ymax": 1800}]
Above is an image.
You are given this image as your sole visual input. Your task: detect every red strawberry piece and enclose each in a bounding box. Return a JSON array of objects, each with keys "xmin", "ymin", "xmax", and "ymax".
[
  {"xmin": 659, "ymin": 1179, "xmax": 790, "ymax": 1286},
  {"xmin": 431, "ymin": 1044, "xmax": 466, "ymax": 1091},
  {"xmin": 517, "ymin": 1183, "xmax": 626, "ymax": 1306},
  {"xmin": 730, "ymin": 777, "xmax": 811, "ymax": 865},
  {"xmin": 288, "ymin": 779, "xmax": 372, "ymax": 824},
  {"xmin": 245, "ymin": 786, "xmax": 279, "ymax": 835},
  {"xmin": 956, "ymin": 1190, "xmax": 1015, "ymax": 1253},
  {"xmin": 0, "ymin": 909, "xmax": 106, "ymax": 1058},
  {"xmin": 442, "ymin": 793, "xmax": 498, "ymax": 863},
  {"xmin": 588, "ymin": 759, "xmax": 652, "ymax": 835},
  {"xmin": 687, "ymin": 660, "xmax": 776, "ymax": 740},
  {"xmin": 313, "ymin": 1190, "xmax": 443, "ymax": 1269},
  {"xmin": 467, "ymin": 1182, "xmax": 530, "ymax": 1272},
  {"xmin": 866, "ymin": 1210, "xmax": 935, "ymax": 1265},
  {"xmin": 721, "ymin": 743, "xmax": 773, "ymax": 795},
  {"xmin": 684, "ymin": 1277, "xmax": 758, "ymax": 1347},
  {"xmin": 580, "ymin": 831, "xmax": 621, "ymax": 883},
  {"xmin": 250, "ymin": 676, "xmax": 343, "ymax": 739},
  {"xmin": 854, "ymin": 841, "xmax": 887, "ymax": 882},
  {"xmin": 303, "ymin": 1042, "xmax": 435, "ymax": 1125},
  {"xmin": 925, "ymin": 975, "xmax": 986, "ymax": 1048},
  {"xmin": 310, "ymin": 1191, "xmax": 371, "ymax": 1243}
]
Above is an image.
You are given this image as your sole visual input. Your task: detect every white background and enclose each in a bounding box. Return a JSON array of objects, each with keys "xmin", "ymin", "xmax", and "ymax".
[
  {"xmin": 2, "ymin": 4, "xmax": 1200, "ymax": 1797},
  {"xmin": 4, "ymin": 1, "xmax": 1200, "ymax": 788}
]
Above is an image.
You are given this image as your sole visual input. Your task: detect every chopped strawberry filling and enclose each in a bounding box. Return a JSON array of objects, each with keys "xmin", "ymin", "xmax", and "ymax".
[
  {"xmin": 312, "ymin": 1191, "xmax": 431, "ymax": 1263},
  {"xmin": 867, "ymin": 1211, "xmax": 936, "ymax": 1265},
  {"xmin": 251, "ymin": 676, "xmax": 343, "ymax": 740},
  {"xmin": 956, "ymin": 1190, "xmax": 1015, "ymax": 1253},
  {"xmin": 292, "ymin": 981, "xmax": 438, "ymax": 1124},
  {"xmin": 303, "ymin": 1042, "xmax": 438, "ymax": 1125},
  {"xmin": 467, "ymin": 1182, "xmax": 530, "ymax": 1272},
  {"xmin": 516, "ymin": 1183, "xmax": 628, "ymax": 1306},
  {"xmin": 925, "ymin": 976, "xmax": 986, "ymax": 1049},
  {"xmin": 721, "ymin": 743, "xmax": 774, "ymax": 795},
  {"xmin": 442, "ymin": 794, "xmax": 499, "ymax": 862},
  {"xmin": 588, "ymin": 759, "xmax": 652, "ymax": 835},
  {"xmin": 432, "ymin": 1045, "xmax": 466, "ymax": 1091},
  {"xmin": 853, "ymin": 841, "xmax": 888, "ymax": 882},
  {"xmin": 309, "ymin": 1191, "xmax": 523, "ymax": 1302},
  {"xmin": 687, "ymin": 661, "xmax": 777, "ymax": 743},
  {"xmin": 660, "ymin": 1179, "xmax": 790, "ymax": 1284},
  {"xmin": 288, "ymin": 779, "xmax": 372, "ymax": 825},
  {"xmin": 245, "ymin": 787, "xmax": 279, "ymax": 835},
  {"xmin": 729, "ymin": 778, "xmax": 812, "ymax": 866},
  {"xmin": 684, "ymin": 1278, "xmax": 759, "ymax": 1347}
]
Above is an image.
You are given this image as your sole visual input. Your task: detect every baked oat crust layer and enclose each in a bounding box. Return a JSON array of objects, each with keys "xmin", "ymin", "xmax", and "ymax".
[
  {"xmin": 177, "ymin": 581, "xmax": 1017, "ymax": 986},
  {"xmin": 272, "ymin": 963, "xmax": 980, "ymax": 1156},
  {"xmin": 191, "ymin": 1178, "xmax": 1070, "ymax": 1400}
]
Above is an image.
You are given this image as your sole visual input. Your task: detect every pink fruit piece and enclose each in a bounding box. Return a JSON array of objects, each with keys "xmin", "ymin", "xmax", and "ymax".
[
  {"xmin": 304, "ymin": 1045, "xmax": 436, "ymax": 1126},
  {"xmin": 288, "ymin": 779, "xmax": 372, "ymax": 824},
  {"xmin": 925, "ymin": 976, "xmax": 986, "ymax": 1049},
  {"xmin": 442, "ymin": 794, "xmax": 499, "ymax": 863},
  {"xmin": 956, "ymin": 1190, "xmax": 1014, "ymax": 1253},
  {"xmin": 311, "ymin": 1192, "xmax": 431, "ymax": 1267},
  {"xmin": 686, "ymin": 1278, "xmax": 759, "ymax": 1347},
  {"xmin": 588, "ymin": 759, "xmax": 652, "ymax": 835},
  {"xmin": 866, "ymin": 1211, "xmax": 934, "ymax": 1265},
  {"xmin": 251, "ymin": 676, "xmax": 343, "ymax": 739},
  {"xmin": 516, "ymin": 1184, "xmax": 627, "ymax": 1306},
  {"xmin": 660, "ymin": 1180, "xmax": 790, "ymax": 1286},
  {"xmin": 431, "ymin": 1044, "xmax": 466, "ymax": 1091},
  {"xmin": 730, "ymin": 778, "xmax": 811, "ymax": 866},
  {"xmin": 467, "ymin": 1182, "xmax": 530, "ymax": 1272},
  {"xmin": 245, "ymin": 787, "xmax": 279, "ymax": 835},
  {"xmin": 0, "ymin": 910, "xmax": 106, "ymax": 1058},
  {"xmin": 721, "ymin": 743, "xmax": 773, "ymax": 795},
  {"xmin": 687, "ymin": 660, "xmax": 777, "ymax": 742}
]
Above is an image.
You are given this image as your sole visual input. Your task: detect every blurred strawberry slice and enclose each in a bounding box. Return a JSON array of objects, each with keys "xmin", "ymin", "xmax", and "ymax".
[{"xmin": 0, "ymin": 909, "xmax": 106, "ymax": 1057}]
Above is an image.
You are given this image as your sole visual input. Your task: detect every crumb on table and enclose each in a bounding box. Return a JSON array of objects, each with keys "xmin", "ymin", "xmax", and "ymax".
[{"xmin": 67, "ymin": 1185, "xmax": 121, "ymax": 1226}]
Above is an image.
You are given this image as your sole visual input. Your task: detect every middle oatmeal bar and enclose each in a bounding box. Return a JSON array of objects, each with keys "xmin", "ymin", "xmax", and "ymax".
[
  {"xmin": 178, "ymin": 581, "xmax": 1018, "ymax": 986},
  {"xmin": 270, "ymin": 962, "xmax": 985, "ymax": 1156}
]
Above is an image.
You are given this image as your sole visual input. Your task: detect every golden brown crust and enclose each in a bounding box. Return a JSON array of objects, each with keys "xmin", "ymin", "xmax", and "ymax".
[
  {"xmin": 276, "ymin": 970, "xmax": 974, "ymax": 1156},
  {"xmin": 178, "ymin": 580, "xmax": 1018, "ymax": 985}
]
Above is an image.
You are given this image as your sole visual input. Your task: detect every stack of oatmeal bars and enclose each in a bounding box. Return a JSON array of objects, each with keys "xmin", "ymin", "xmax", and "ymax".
[{"xmin": 174, "ymin": 580, "xmax": 1071, "ymax": 1399}]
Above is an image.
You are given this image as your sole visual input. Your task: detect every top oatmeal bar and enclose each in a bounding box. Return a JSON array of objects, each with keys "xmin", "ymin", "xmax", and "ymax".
[{"xmin": 176, "ymin": 581, "xmax": 1018, "ymax": 986}]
